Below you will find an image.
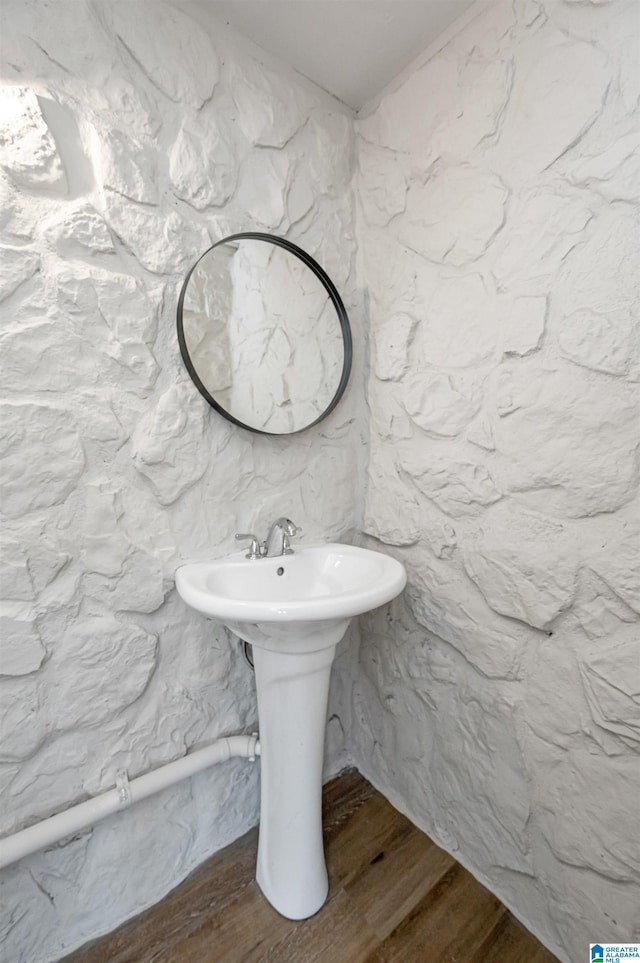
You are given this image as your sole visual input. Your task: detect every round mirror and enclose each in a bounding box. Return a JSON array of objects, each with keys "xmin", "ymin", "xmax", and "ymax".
[{"xmin": 177, "ymin": 233, "xmax": 352, "ymax": 435}]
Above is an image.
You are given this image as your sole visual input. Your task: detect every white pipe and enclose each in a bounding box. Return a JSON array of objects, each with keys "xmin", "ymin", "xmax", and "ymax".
[{"xmin": 0, "ymin": 733, "xmax": 260, "ymax": 870}]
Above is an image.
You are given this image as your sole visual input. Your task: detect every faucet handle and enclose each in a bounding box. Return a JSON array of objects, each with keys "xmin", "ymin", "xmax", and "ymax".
[
  {"xmin": 281, "ymin": 520, "xmax": 300, "ymax": 555},
  {"xmin": 235, "ymin": 533, "xmax": 263, "ymax": 559}
]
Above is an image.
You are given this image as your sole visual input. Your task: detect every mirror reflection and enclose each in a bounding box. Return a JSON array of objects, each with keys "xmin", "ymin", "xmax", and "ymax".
[{"xmin": 177, "ymin": 234, "xmax": 351, "ymax": 434}]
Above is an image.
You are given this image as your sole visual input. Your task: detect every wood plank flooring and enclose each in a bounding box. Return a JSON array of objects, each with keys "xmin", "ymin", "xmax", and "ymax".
[{"xmin": 64, "ymin": 770, "xmax": 558, "ymax": 963}]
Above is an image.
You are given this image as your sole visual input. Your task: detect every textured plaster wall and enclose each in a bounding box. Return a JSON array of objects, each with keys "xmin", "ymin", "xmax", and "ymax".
[
  {"xmin": 0, "ymin": 2, "xmax": 362, "ymax": 959},
  {"xmin": 352, "ymin": 1, "xmax": 640, "ymax": 960},
  {"xmin": 2, "ymin": 0, "xmax": 639, "ymax": 960}
]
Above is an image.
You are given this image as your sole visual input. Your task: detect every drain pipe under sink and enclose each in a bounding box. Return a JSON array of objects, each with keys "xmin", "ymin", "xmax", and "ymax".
[{"xmin": 0, "ymin": 733, "xmax": 260, "ymax": 870}]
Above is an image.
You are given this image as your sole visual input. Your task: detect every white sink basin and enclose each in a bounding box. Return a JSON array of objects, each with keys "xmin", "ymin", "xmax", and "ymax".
[
  {"xmin": 175, "ymin": 542, "xmax": 406, "ymax": 626},
  {"xmin": 175, "ymin": 540, "xmax": 406, "ymax": 921}
]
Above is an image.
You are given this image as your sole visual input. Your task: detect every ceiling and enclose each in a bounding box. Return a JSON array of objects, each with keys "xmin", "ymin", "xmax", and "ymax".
[{"xmin": 203, "ymin": 1, "xmax": 476, "ymax": 111}]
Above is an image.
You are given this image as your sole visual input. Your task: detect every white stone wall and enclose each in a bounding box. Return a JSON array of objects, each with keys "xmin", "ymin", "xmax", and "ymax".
[
  {"xmin": 353, "ymin": 1, "xmax": 640, "ymax": 960},
  {"xmin": 2, "ymin": 0, "xmax": 638, "ymax": 959},
  {"xmin": 0, "ymin": 2, "xmax": 362, "ymax": 959}
]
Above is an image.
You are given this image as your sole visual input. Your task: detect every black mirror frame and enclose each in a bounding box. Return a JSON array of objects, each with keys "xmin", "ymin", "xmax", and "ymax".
[{"xmin": 177, "ymin": 232, "xmax": 353, "ymax": 436}]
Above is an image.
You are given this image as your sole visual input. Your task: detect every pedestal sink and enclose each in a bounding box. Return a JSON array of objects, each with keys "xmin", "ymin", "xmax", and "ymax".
[{"xmin": 175, "ymin": 542, "xmax": 406, "ymax": 920}]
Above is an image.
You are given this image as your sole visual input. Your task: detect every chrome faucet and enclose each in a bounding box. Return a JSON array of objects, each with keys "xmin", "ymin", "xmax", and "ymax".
[
  {"xmin": 235, "ymin": 518, "xmax": 299, "ymax": 558},
  {"xmin": 263, "ymin": 517, "xmax": 299, "ymax": 557}
]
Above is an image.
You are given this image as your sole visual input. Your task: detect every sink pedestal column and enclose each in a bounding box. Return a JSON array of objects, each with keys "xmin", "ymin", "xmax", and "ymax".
[{"xmin": 252, "ymin": 641, "xmax": 338, "ymax": 920}]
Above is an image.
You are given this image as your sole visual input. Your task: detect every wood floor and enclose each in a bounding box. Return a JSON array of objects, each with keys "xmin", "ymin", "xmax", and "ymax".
[{"xmin": 64, "ymin": 770, "xmax": 558, "ymax": 963}]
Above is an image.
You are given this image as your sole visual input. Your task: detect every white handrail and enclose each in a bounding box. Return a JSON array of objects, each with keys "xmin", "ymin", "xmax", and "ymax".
[{"xmin": 0, "ymin": 733, "xmax": 260, "ymax": 870}]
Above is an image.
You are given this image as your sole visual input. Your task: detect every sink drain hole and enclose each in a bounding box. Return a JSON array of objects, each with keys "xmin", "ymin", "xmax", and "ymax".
[{"xmin": 277, "ymin": 567, "xmax": 284, "ymax": 576}]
